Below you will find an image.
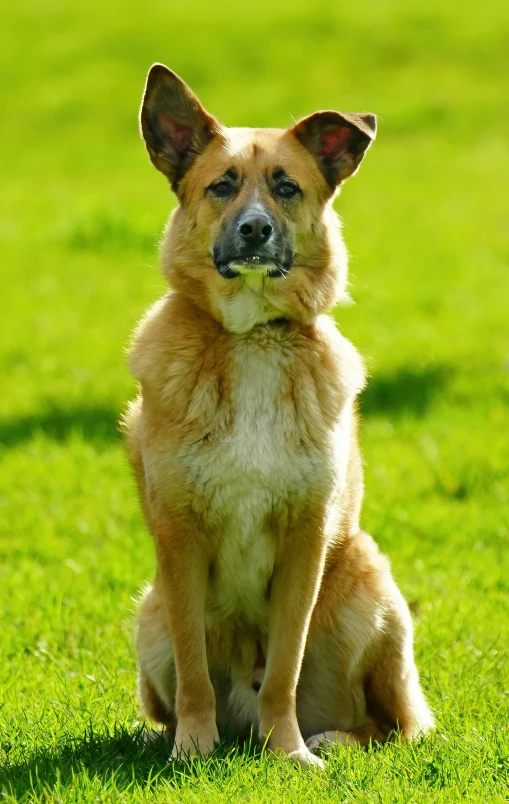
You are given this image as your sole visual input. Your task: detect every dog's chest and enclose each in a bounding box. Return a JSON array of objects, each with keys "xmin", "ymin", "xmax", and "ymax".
[{"xmin": 182, "ymin": 339, "xmax": 322, "ymax": 624}]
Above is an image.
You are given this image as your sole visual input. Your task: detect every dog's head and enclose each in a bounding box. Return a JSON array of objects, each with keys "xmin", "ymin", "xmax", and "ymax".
[{"xmin": 140, "ymin": 64, "xmax": 376, "ymax": 332}]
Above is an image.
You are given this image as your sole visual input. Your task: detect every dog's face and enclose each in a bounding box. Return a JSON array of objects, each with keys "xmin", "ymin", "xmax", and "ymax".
[{"xmin": 140, "ymin": 65, "xmax": 376, "ymax": 331}]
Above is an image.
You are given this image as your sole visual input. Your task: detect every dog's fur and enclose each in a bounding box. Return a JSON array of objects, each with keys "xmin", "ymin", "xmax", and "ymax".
[{"xmin": 122, "ymin": 64, "xmax": 434, "ymax": 768}]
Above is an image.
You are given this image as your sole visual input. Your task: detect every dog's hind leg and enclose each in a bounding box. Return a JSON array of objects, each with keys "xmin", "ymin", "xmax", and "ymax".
[
  {"xmin": 363, "ymin": 623, "xmax": 435, "ymax": 742},
  {"xmin": 299, "ymin": 557, "xmax": 434, "ymax": 755},
  {"xmin": 136, "ymin": 583, "xmax": 177, "ymax": 733},
  {"xmin": 304, "ymin": 646, "xmax": 433, "ymax": 755},
  {"xmin": 306, "ymin": 638, "xmax": 434, "ymax": 754}
]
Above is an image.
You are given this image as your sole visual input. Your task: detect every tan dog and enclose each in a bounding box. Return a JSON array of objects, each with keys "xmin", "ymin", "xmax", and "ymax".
[{"xmin": 123, "ymin": 64, "xmax": 434, "ymax": 768}]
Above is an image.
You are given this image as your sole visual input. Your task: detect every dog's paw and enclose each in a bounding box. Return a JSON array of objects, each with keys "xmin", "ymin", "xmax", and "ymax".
[
  {"xmin": 288, "ymin": 746, "xmax": 325, "ymax": 769},
  {"xmin": 261, "ymin": 716, "xmax": 325, "ymax": 769},
  {"xmin": 170, "ymin": 720, "xmax": 219, "ymax": 760},
  {"xmin": 266, "ymin": 738, "xmax": 325, "ymax": 769}
]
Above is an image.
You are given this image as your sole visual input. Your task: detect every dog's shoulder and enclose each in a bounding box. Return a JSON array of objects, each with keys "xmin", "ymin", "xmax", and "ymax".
[
  {"xmin": 308, "ymin": 315, "xmax": 366, "ymax": 404},
  {"xmin": 128, "ymin": 291, "xmax": 223, "ymax": 392},
  {"xmin": 128, "ymin": 292, "xmax": 231, "ymax": 443}
]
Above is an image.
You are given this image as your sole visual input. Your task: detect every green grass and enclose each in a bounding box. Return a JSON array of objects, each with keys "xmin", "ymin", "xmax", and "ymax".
[{"xmin": 1, "ymin": 0, "xmax": 509, "ymax": 801}]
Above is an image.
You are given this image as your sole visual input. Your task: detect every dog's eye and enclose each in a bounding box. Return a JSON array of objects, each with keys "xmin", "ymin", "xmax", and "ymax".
[
  {"xmin": 275, "ymin": 182, "xmax": 300, "ymax": 199},
  {"xmin": 209, "ymin": 181, "xmax": 235, "ymax": 198}
]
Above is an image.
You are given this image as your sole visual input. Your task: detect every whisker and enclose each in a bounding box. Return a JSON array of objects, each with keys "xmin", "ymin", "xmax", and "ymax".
[{"xmin": 271, "ymin": 265, "xmax": 289, "ymax": 279}]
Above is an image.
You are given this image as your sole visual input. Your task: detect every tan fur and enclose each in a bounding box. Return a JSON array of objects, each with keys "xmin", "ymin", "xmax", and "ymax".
[{"xmin": 122, "ymin": 65, "xmax": 434, "ymax": 768}]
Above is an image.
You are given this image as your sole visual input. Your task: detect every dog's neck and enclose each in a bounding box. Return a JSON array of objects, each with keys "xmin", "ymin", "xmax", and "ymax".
[{"xmin": 215, "ymin": 273, "xmax": 292, "ymax": 334}]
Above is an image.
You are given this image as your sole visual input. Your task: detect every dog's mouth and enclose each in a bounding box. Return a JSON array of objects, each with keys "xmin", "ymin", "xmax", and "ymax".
[{"xmin": 215, "ymin": 256, "xmax": 291, "ymax": 280}]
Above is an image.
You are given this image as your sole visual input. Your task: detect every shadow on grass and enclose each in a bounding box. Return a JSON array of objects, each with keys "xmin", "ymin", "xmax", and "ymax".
[
  {"xmin": 361, "ymin": 365, "xmax": 452, "ymax": 419},
  {"xmin": 0, "ymin": 729, "xmax": 258, "ymax": 799},
  {"xmin": 0, "ymin": 405, "xmax": 121, "ymax": 448}
]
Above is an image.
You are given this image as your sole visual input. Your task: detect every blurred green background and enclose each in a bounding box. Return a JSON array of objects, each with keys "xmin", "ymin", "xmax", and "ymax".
[{"xmin": 1, "ymin": 1, "xmax": 508, "ymax": 801}]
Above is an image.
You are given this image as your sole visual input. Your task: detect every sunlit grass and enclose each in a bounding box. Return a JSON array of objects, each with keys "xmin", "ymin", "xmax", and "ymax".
[{"xmin": 1, "ymin": 0, "xmax": 508, "ymax": 800}]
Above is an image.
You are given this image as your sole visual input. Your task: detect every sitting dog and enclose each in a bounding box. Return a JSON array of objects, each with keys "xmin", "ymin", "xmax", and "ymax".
[{"xmin": 123, "ymin": 64, "xmax": 434, "ymax": 768}]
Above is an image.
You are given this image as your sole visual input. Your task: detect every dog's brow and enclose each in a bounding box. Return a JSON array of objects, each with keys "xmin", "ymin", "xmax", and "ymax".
[
  {"xmin": 272, "ymin": 167, "xmax": 288, "ymax": 181},
  {"xmin": 225, "ymin": 167, "xmax": 238, "ymax": 181}
]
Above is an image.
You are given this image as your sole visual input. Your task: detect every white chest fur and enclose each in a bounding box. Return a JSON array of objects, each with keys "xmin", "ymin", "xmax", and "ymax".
[
  {"xmin": 179, "ymin": 336, "xmax": 326, "ymax": 626},
  {"xmin": 175, "ymin": 329, "xmax": 354, "ymax": 632}
]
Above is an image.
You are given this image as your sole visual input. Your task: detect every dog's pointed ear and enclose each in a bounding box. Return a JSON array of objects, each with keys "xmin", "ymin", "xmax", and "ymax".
[
  {"xmin": 290, "ymin": 111, "xmax": 376, "ymax": 188},
  {"xmin": 140, "ymin": 64, "xmax": 220, "ymax": 189}
]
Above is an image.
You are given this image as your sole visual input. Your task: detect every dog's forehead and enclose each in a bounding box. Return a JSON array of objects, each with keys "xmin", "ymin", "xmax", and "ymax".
[
  {"xmin": 221, "ymin": 127, "xmax": 285, "ymax": 159},
  {"xmin": 202, "ymin": 126, "xmax": 311, "ymax": 180}
]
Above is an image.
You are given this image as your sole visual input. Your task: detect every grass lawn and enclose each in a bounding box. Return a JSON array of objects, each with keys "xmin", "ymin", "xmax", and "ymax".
[{"xmin": 1, "ymin": 0, "xmax": 508, "ymax": 800}]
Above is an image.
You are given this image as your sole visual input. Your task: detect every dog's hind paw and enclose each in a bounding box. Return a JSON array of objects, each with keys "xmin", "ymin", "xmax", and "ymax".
[{"xmin": 305, "ymin": 724, "xmax": 385, "ymax": 751}]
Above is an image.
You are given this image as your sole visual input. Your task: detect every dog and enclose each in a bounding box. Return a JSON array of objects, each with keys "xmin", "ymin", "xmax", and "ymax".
[{"xmin": 122, "ymin": 63, "xmax": 434, "ymax": 768}]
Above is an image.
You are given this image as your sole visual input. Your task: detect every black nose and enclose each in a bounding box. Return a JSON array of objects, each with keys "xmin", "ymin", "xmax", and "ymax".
[{"xmin": 237, "ymin": 213, "xmax": 273, "ymax": 245}]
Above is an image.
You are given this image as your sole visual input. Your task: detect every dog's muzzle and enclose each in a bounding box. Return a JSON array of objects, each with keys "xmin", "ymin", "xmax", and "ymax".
[{"xmin": 213, "ymin": 205, "xmax": 293, "ymax": 279}]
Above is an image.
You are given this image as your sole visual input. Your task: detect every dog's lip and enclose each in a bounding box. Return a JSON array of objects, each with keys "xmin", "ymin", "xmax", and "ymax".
[
  {"xmin": 224, "ymin": 256, "xmax": 277, "ymax": 268},
  {"xmin": 215, "ymin": 255, "xmax": 292, "ymax": 277}
]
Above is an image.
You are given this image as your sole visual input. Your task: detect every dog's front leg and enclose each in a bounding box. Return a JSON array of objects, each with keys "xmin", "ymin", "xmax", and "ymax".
[
  {"xmin": 259, "ymin": 515, "xmax": 328, "ymax": 769},
  {"xmin": 152, "ymin": 506, "xmax": 218, "ymax": 760}
]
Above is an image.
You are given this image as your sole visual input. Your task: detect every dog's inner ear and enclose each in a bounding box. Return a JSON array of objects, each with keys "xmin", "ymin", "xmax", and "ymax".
[
  {"xmin": 291, "ymin": 111, "xmax": 376, "ymax": 188},
  {"xmin": 140, "ymin": 64, "xmax": 219, "ymax": 189}
]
